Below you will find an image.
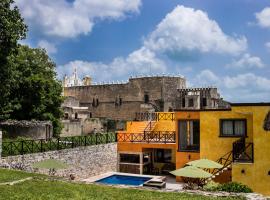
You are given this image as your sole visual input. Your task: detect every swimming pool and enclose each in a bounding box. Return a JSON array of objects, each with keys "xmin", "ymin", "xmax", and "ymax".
[{"xmin": 95, "ymin": 174, "xmax": 151, "ymax": 186}]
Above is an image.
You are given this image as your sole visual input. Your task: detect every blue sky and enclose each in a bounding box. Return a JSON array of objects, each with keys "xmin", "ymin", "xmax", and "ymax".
[{"xmin": 16, "ymin": 0, "xmax": 270, "ymax": 102}]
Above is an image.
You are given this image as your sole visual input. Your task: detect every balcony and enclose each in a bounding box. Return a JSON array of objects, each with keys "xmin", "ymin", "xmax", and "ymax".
[
  {"xmin": 117, "ymin": 131, "xmax": 176, "ymax": 144},
  {"xmin": 233, "ymin": 137, "xmax": 254, "ymax": 163}
]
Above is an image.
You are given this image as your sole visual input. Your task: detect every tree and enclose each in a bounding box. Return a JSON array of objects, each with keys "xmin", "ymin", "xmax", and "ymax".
[
  {"xmin": 9, "ymin": 45, "xmax": 63, "ymax": 136},
  {"xmin": 0, "ymin": 0, "xmax": 27, "ymax": 120}
]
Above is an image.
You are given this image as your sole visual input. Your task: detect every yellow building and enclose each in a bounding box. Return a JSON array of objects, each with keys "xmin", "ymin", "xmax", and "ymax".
[
  {"xmin": 117, "ymin": 103, "xmax": 270, "ymax": 195},
  {"xmin": 200, "ymin": 103, "xmax": 270, "ymax": 195}
]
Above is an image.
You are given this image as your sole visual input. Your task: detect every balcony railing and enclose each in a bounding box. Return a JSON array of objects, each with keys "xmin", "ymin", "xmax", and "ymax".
[
  {"xmin": 135, "ymin": 112, "xmax": 175, "ymax": 121},
  {"xmin": 117, "ymin": 131, "xmax": 176, "ymax": 143},
  {"xmin": 233, "ymin": 137, "xmax": 254, "ymax": 163}
]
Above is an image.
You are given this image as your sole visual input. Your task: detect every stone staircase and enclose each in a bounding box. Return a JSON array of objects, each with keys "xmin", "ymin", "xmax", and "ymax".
[{"xmin": 205, "ymin": 151, "xmax": 233, "ymax": 183}]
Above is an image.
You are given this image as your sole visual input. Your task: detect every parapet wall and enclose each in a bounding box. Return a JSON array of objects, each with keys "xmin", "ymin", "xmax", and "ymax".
[{"xmin": 0, "ymin": 120, "xmax": 53, "ymax": 140}]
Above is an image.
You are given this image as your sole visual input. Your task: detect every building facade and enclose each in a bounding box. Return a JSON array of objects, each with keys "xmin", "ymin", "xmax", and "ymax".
[{"xmin": 116, "ymin": 103, "xmax": 270, "ymax": 195}]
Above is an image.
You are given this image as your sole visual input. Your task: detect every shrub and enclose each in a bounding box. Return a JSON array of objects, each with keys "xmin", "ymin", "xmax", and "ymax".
[
  {"xmin": 203, "ymin": 181, "xmax": 220, "ymax": 191},
  {"xmin": 217, "ymin": 182, "xmax": 253, "ymax": 193}
]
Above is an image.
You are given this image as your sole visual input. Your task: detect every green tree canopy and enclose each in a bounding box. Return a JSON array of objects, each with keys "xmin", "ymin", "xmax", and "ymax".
[
  {"xmin": 0, "ymin": 0, "xmax": 27, "ymax": 120},
  {"xmin": 0, "ymin": 1, "xmax": 63, "ymax": 136},
  {"xmin": 8, "ymin": 45, "xmax": 63, "ymax": 136}
]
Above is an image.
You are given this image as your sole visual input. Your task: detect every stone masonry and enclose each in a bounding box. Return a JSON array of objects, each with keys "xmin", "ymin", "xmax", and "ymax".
[
  {"xmin": 0, "ymin": 143, "xmax": 117, "ymax": 180},
  {"xmin": 63, "ymin": 76, "xmax": 186, "ymax": 120}
]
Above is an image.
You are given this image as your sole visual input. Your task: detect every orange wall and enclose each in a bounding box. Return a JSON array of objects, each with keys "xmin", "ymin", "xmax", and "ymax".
[
  {"xmin": 175, "ymin": 151, "xmax": 200, "ymax": 181},
  {"xmin": 118, "ymin": 142, "xmax": 176, "ymax": 152},
  {"xmin": 153, "ymin": 121, "xmax": 175, "ymax": 132},
  {"xmin": 126, "ymin": 121, "xmax": 148, "ymax": 132}
]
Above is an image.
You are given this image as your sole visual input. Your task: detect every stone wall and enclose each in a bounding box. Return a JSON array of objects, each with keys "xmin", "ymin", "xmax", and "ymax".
[
  {"xmin": 0, "ymin": 143, "xmax": 117, "ymax": 180},
  {"xmin": 82, "ymin": 118, "xmax": 104, "ymax": 134},
  {"xmin": 61, "ymin": 120, "xmax": 82, "ymax": 137},
  {"xmin": 0, "ymin": 120, "xmax": 53, "ymax": 140},
  {"xmin": 64, "ymin": 76, "xmax": 186, "ymax": 120},
  {"xmin": 177, "ymin": 87, "xmax": 229, "ymax": 110}
]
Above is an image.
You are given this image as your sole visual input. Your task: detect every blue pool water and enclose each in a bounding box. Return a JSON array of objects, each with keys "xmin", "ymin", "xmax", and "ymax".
[{"xmin": 96, "ymin": 175, "xmax": 151, "ymax": 186}]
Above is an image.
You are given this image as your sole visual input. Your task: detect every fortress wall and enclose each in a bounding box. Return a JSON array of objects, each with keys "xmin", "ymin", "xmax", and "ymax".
[{"xmin": 63, "ymin": 77, "xmax": 186, "ymax": 120}]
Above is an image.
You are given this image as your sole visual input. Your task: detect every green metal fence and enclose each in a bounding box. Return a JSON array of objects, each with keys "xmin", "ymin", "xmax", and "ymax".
[{"xmin": 1, "ymin": 132, "xmax": 117, "ymax": 157}]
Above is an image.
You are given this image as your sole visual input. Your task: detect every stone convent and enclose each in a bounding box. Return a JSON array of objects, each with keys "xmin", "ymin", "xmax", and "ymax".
[{"xmin": 62, "ymin": 69, "xmax": 230, "ymax": 122}]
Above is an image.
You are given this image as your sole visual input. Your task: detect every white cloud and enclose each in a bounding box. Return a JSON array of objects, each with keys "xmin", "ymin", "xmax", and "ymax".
[
  {"xmin": 255, "ymin": 7, "xmax": 270, "ymax": 28},
  {"xmin": 58, "ymin": 47, "xmax": 166, "ymax": 81},
  {"xmin": 195, "ymin": 69, "xmax": 220, "ymax": 86},
  {"xmin": 144, "ymin": 5, "xmax": 247, "ymax": 56},
  {"xmin": 196, "ymin": 70, "xmax": 270, "ymax": 92},
  {"xmin": 224, "ymin": 73, "xmax": 270, "ymax": 92},
  {"xmin": 16, "ymin": 0, "xmax": 141, "ymax": 38},
  {"xmin": 37, "ymin": 40, "xmax": 57, "ymax": 54},
  {"xmin": 226, "ymin": 53, "xmax": 264, "ymax": 69},
  {"xmin": 193, "ymin": 69, "xmax": 270, "ymax": 101},
  {"xmin": 265, "ymin": 42, "xmax": 270, "ymax": 51}
]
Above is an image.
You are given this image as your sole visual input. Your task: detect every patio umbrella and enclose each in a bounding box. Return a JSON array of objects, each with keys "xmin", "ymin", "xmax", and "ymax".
[
  {"xmin": 187, "ymin": 159, "xmax": 223, "ymax": 169},
  {"xmin": 170, "ymin": 166, "xmax": 212, "ymax": 178},
  {"xmin": 32, "ymin": 159, "xmax": 68, "ymax": 170}
]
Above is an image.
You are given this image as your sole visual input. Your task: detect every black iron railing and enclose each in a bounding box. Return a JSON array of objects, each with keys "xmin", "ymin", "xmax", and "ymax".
[
  {"xmin": 144, "ymin": 121, "xmax": 156, "ymax": 132},
  {"xmin": 135, "ymin": 112, "xmax": 175, "ymax": 121},
  {"xmin": 117, "ymin": 131, "xmax": 176, "ymax": 143},
  {"xmin": 135, "ymin": 112, "xmax": 157, "ymax": 121},
  {"xmin": 2, "ymin": 132, "xmax": 116, "ymax": 157},
  {"xmin": 233, "ymin": 137, "xmax": 254, "ymax": 163}
]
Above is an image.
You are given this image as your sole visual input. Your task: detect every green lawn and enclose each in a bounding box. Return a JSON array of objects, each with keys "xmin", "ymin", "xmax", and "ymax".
[
  {"xmin": 0, "ymin": 169, "xmax": 245, "ymax": 200},
  {"xmin": 0, "ymin": 168, "xmax": 34, "ymax": 183}
]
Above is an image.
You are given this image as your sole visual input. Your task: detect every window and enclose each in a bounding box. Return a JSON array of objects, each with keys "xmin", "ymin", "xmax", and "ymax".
[
  {"xmin": 92, "ymin": 98, "xmax": 99, "ymax": 107},
  {"xmin": 182, "ymin": 98, "xmax": 185, "ymax": 107},
  {"xmin": 202, "ymin": 98, "xmax": 207, "ymax": 107},
  {"xmin": 119, "ymin": 98, "xmax": 122, "ymax": 106},
  {"xmin": 154, "ymin": 149, "xmax": 172, "ymax": 163},
  {"xmin": 220, "ymin": 119, "xmax": 246, "ymax": 137},
  {"xmin": 120, "ymin": 154, "xmax": 140, "ymax": 163},
  {"xmin": 64, "ymin": 113, "xmax": 69, "ymax": 119},
  {"xmin": 92, "ymin": 98, "xmax": 96, "ymax": 107},
  {"xmin": 144, "ymin": 94, "xmax": 149, "ymax": 103},
  {"xmin": 188, "ymin": 98, "xmax": 194, "ymax": 107},
  {"xmin": 74, "ymin": 113, "xmax": 78, "ymax": 119},
  {"xmin": 178, "ymin": 120, "xmax": 200, "ymax": 151},
  {"xmin": 115, "ymin": 97, "xmax": 123, "ymax": 106}
]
